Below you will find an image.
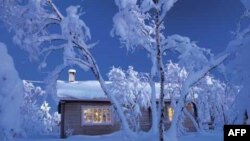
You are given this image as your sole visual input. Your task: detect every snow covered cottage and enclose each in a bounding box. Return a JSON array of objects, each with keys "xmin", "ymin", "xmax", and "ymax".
[{"xmin": 57, "ymin": 69, "xmax": 197, "ymax": 138}]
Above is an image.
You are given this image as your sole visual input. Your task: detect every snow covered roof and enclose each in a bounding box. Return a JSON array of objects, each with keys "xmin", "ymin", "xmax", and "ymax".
[
  {"xmin": 56, "ymin": 80, "xmax": 168, "ymax": 101},
  {"xmin": 57, "ymin": 80, "xmax": 108, "ymax": 101}
]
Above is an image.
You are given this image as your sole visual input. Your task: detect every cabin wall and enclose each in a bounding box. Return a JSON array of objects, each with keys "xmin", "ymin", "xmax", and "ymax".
[
  {"xmin": 60, "ymin": 100, "xmax": 197, "ymax": 138},
  {"xmin": 163, "ymin": 102, "xmax": 197, "ymax": 132},
  {"xmin": 140, "ymin": 108, "xmax": 152, "ymax": 131},
  {"xmin": 61, "ymin": 101, "xmax": 120, "ymax": 138},
  {"xmin": 183, "ymin": 103, "xmax": 197, "ymax": 132}
]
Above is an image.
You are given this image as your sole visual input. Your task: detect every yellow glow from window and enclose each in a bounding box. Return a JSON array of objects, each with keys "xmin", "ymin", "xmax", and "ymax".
[
  {"xmin": 82, "ymin": 107, "xmax": 112, "ymax": 125},
  {"xmin": 168, "ymin": 107, "xmax": 174, "ymax": 122}
]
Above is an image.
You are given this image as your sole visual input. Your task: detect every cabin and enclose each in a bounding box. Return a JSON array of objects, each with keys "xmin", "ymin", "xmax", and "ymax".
[{"xmin": 57, "ymin": 69, "xmax": 197, "ymax": 138}]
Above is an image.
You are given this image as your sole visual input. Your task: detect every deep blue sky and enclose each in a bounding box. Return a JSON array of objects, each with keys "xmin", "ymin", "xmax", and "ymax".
[{"xmin": 0, "ymin": 0, "xmax": 245, "ymax": 82}]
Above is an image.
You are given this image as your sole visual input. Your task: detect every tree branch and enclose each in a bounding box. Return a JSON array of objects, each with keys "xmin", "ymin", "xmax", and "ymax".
[
  {"xmin": 40, "ymin": 45, "xmax": 64, "ymax": 55},
  {"xmin": 47, "ymin": 0, "xmax": 64, "ymax": 20},
  {"xmin": 38, "ymin": 34, "xmax": 66, "ymax": 43},
  {"xmin": 190, "ymin": 53, "xmax": 230, "ymax": 87}
]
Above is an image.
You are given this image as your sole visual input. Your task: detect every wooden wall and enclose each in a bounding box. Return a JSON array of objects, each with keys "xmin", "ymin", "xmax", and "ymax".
[
  {"xmin": 60, "ymin": 100, "xmax": 197, "ymax": 138},
  {"xmin": 61, "ymin": 100, "xmax": 120, "ymax": 138},
  {"xmin": 140, "ymin": 108, "xmax": 152, "ymax": 131}
]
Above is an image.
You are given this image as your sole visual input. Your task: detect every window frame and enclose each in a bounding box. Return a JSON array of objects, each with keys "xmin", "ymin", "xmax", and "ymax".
[{"xmin": 81, "ymin": 105, "xmax": 114, "ymax": 126}]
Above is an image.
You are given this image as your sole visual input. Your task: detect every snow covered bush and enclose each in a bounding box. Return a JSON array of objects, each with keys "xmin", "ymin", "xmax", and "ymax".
[
  {"xmin": 21, "ymin": 80, "xmax": 45, "ymax": 136},
  {"xmin": 0, "ymin": 42, "xmax": 24, "ymax": 140},
  {"xmin": 108, "ymin": 66, "xmax": 150, "ymax": 132},
  {"xmin": 39, "ymin": 101, "xmax": 60, "ymax": 134},
  {"xmin": 21, "ymin": 81, "xmax": 60, "ymax": 136}
]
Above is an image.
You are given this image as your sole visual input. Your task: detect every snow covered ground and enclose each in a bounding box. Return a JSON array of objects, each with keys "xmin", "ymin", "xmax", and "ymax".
[
  {"xmin": 14, "ymin": 132, "xmax": 223, "ymax": 141},
  {"xmin": 179, "ymin": 132, "xmax": 223, "ymax": 141}
]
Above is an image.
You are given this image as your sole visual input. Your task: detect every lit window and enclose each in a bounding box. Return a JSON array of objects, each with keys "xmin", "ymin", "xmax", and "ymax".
[
  {"xmin": 81, "ymin": 106, "xmax": 113, "ymax": 125},
  {"xmin": 168, "ymin": 106, "xmax": 174, "ymax": 122}
]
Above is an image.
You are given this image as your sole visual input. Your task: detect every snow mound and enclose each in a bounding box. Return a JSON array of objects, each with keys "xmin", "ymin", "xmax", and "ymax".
[{"xmin": 0, "ymin": 42, "xmax": 24, "ymax": 139}]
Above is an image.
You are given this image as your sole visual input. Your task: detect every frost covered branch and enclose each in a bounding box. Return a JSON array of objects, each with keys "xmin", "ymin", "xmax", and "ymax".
[{"xmin": 47, "ymin": 0, "xmax": 63, "ymax": 20}]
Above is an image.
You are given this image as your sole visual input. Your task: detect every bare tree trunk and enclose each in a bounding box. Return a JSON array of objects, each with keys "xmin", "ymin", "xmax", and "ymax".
[
  {"xmin": 149, "ymin": 77, "xmax": 159, "ymax": 134},
  {"xmin": 155, "ymin": 7, "xmax": 166, "ymax": 141}
]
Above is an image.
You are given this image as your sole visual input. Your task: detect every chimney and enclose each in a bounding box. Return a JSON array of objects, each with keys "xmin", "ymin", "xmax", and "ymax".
[{"xmin": 68, "ymin": 69, "xmax": 76, "ymax": 82}]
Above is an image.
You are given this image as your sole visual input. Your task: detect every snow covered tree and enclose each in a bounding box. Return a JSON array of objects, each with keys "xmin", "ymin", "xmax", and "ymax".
[
  {"xmin": 0, "ymin": 42, "xmax": 24, "ymax": 140},
  {"xmin": 192, "ymin": 76, "xmax": 232, "ymax": 131},
  {"xmin": 0, "ymin": 0, "xmax": 241, "ymax": 140},
  {"xmin": 108, "ymin": 66, "xmax": 151, "ymax": 132},
  {"xmin": 0, "ymin": 0, "xmax": 133, "ymax": 136},
  {"xmin": 220, "ymin": 0, "xmax": 250, "ymax": 124},
  {"xmin": 164, "ymin": 61, "xmax": 187, "ymax": 110},
  {"xmin": 112, "ymin": 0, "xmax": 230, "ymax": 141},
  {"xmin": 111, "ymin": 1, "xmax": 180, "ymax": 140},
  {"xmin": 164, "ymin": 62, "xmax": 237, "ymax": 134},
  {"xmin": 21, "ymin": 80, "xmax": 60, "ymax": 136},
  {"xmin": 39, "ymin": 103, "xmax": 61, "ymax": 134},
  {"xmin": 21, "ymin": 80, "xmax": 45, "ymax": 136}
]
